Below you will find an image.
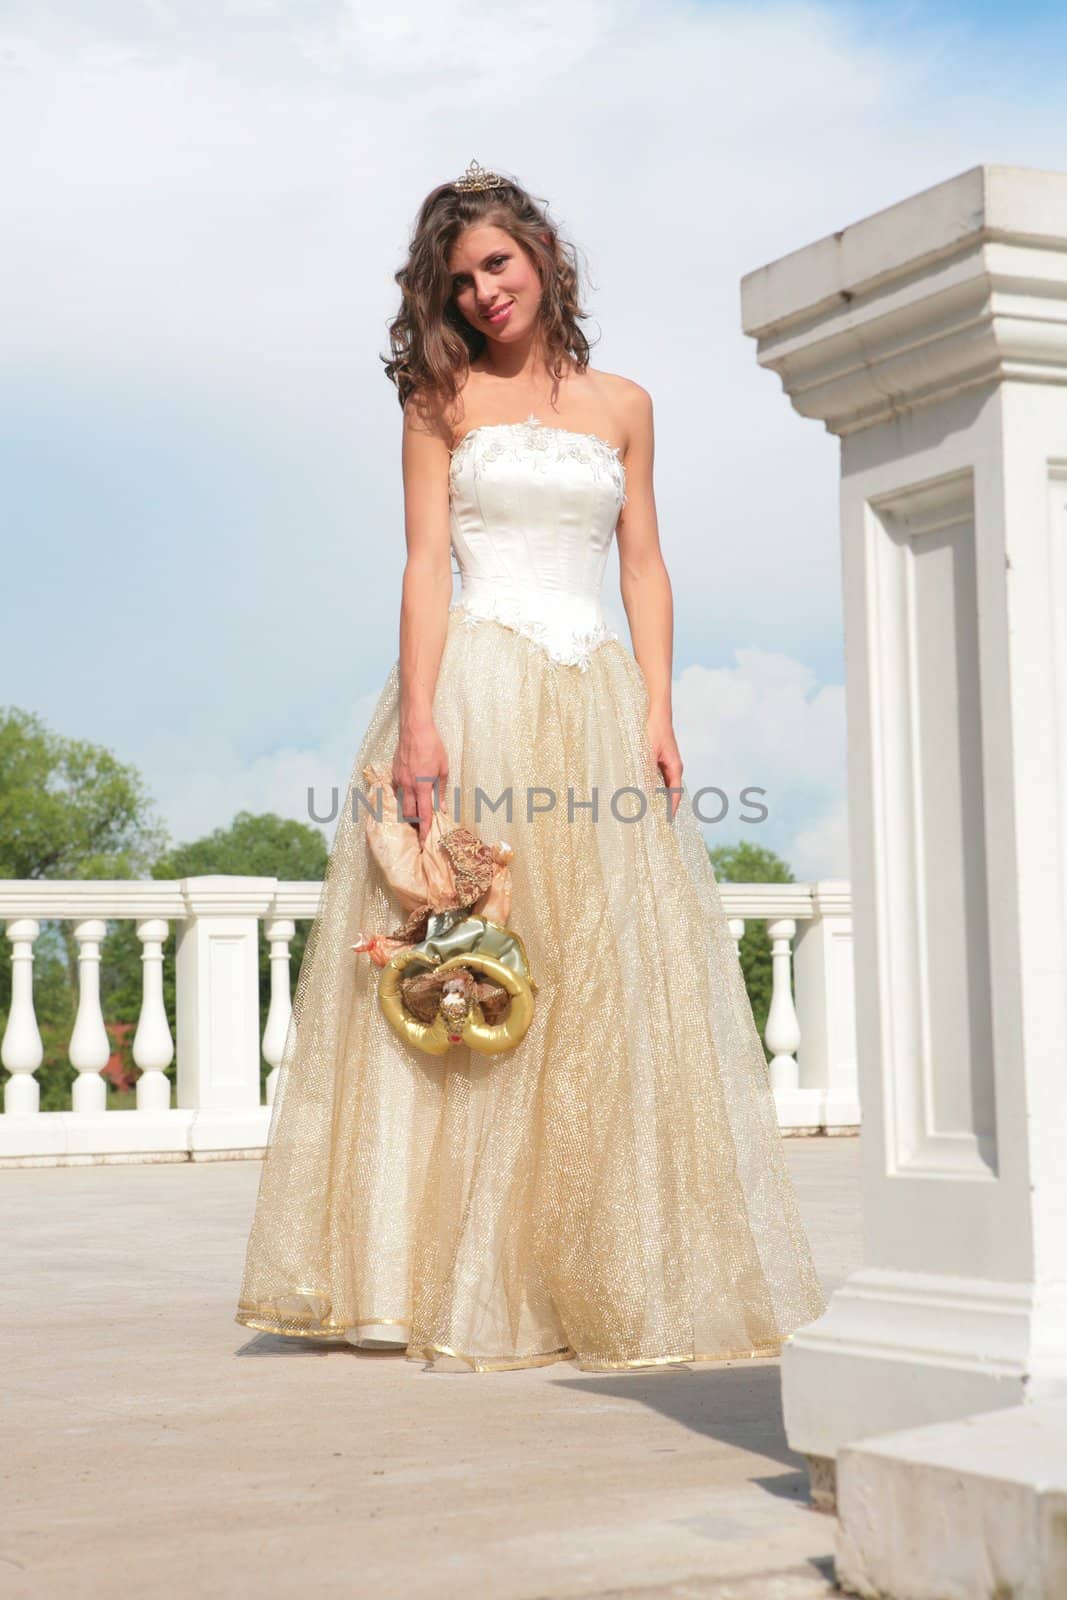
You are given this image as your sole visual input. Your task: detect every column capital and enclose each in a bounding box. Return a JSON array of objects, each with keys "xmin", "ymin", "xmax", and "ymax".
[{"xmin": 741, "ymin": 163, "xmax": 1067, "ymax": 435}]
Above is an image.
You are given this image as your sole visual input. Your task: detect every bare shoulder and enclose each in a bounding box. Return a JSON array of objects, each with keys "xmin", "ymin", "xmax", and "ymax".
[
  {"xmin": 584, "ymin": 367, "xmax": 652, "ymax": 450},
  {"xmin": 400, "ymin": 390, "xmax": 455, "ymax": 509},
  {"xmin": 434, "ymin": 367, "xmax": 494, "ymax": 447},
  {"xmin": 399, "ymin": 384, "xmax": 451, "ymax": 441}
]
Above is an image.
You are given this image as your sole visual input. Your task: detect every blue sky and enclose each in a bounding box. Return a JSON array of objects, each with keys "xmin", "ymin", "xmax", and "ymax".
[{"xmin": 4, "ymin": 1, "xmax": 1066, "ymax": 880}]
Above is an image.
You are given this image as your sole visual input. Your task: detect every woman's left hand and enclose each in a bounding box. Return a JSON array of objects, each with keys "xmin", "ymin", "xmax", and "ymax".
[{"xmin": 646, "ymin": 712, "xmax": 683, "ymax": 819}]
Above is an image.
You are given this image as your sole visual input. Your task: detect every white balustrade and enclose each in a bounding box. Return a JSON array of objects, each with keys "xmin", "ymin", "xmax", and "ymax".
[
  {"xmin": 0, "ymin": 878, "xmax": 322, "ymax": 1163},
  {"xmin": 719, "ymin": 882, "xmax": 856, "ymax": 1132},
  {"xmin": 0, "ymin": 875, "xmax": 859, "ymax": 1162}
]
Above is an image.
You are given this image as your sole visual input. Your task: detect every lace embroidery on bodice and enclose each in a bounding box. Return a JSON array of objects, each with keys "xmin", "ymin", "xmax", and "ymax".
[
  {"xmin": 450, "ymin": 414, "xmax": 628, "ymax": 502},
  {"xmin": 447, "ymin": 415, "xmax": 627, "ymax": 671}
]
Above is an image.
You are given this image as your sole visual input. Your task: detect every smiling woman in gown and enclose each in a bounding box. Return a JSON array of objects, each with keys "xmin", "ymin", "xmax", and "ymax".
[{"xmin": 235, "ymin": 159, "xmax": 826, "ymax": 1373}]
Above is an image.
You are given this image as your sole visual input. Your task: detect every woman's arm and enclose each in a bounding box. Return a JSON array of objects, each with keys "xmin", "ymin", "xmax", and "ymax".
[
  {"xmin": 393, "ymin": 396, "xmax": 454, "ymax": 843},
  {"xmin": 615, "ymin": 385, "xmax": 684, "ymax": 818}
]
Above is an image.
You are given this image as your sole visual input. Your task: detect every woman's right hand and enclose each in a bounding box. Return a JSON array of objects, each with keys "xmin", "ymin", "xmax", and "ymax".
[{"xmin": 392, "ymin": 717, "xmax": 449, "ymax": 845}]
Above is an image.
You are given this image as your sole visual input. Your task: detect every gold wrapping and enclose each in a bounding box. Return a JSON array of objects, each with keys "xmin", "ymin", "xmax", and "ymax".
[
  {"xmin": 379, "ymin": 944, "xmax": 535, "ymax": 1056},
  {"xmin": 235, "ymin": 610, "xmax": 827, "ymax": 1371}
]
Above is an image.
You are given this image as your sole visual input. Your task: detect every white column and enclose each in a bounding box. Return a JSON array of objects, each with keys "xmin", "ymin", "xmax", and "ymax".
[
  {"xmin": 70, "ymin": 919, "xmax": 110, "ymax": 1113},
  {"xmin": 2, "ymin": 919, "xmax": 44, "ymax": 1115},
  {"xmin": 133, "ymin": 918, "xmax": 173, "ymax": 1113},
  {"xmin": 742, "ymin": 165, "xmax": 1067, "ymax": 1497},
  {"xmin": 176, "ymin": 877, "xmax": 276, "ymax": 1148},
  {"xmin": 792, "ymin": 882, "xmax": 859, "ymax": 1126}
]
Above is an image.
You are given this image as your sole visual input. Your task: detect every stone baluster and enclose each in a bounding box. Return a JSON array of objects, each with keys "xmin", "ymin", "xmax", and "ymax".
[
  {"xmin": 70, "ymin": 918, "xmax": 111, "ymax": 1113},
  {"xmin": 2, "ymin": 919, "xmax": 44, "ymax": 1115},
  {"xmin": 132, "ymin": 918, "xmax": 174, "ymax": 1113},
  {"xmin": 764, "ymin": 917, "xmax": 800, "ymax": 1092}
]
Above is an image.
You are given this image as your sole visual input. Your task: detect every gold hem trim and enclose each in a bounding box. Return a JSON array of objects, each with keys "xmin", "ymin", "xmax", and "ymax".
[
  {"xmin": 235, "ymin": 1306, "xmax": 412, "ymax": 1342},
  {"xmin": 235, "ymin": 1311, "xmax": 351, "ymax": 1341},
  {"xmin": 574, "ymin": 1339, "xmax": 785, "ymax": 1371},
  {"xmin": 236, "ymin": 1308, "xmax": 787, "ymax": 1371},
  {"xmin": 411, "ymin": 1340, "xmax": 576, "ymax": 1372}
]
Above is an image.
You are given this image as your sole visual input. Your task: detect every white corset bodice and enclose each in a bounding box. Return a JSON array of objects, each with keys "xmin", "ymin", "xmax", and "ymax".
[{"xmin": 448, "ymin": 415, "xmax": 627, "ymax": 670}]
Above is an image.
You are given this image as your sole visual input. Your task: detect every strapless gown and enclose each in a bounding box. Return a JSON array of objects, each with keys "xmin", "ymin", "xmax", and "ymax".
[{"xmin": 235, "ymin": 415, "xmax": 827, "ymax": 1371}]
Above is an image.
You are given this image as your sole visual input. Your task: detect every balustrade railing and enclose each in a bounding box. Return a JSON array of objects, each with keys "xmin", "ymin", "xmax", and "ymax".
[{"xmin": 0, "ymin": 876, "xmax": 859, "ymax": 1164}]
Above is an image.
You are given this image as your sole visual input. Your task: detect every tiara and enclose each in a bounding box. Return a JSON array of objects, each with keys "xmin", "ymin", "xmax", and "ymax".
[{"xmin": 453, "ymin": 159, "xmax": 504, "ymax": 194}]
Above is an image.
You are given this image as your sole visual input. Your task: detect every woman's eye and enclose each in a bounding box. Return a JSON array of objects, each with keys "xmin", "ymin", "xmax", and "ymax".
[{"xmin": 452, "ymin": 256, "xmax": 506, "ymax": 292}]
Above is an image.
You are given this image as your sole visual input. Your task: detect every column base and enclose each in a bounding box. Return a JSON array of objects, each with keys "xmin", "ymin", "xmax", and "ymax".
[
  {"xmin": 783, "ymin": 1267, "xmax": 1067, "ymax": 1467},
  {"xmin": 835, "ymin": 1399, "xmax": 1067, "ymax": 1599}
]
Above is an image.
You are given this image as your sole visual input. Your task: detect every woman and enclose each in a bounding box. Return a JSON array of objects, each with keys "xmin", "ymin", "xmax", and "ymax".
[{"xmin": 235, "ymin": 160, "xmax": 826, "ymax": 1372}]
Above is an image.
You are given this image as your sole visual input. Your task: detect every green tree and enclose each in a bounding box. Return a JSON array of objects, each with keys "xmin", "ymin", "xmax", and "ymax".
[
  {"xmin": 708, "ymin": 841, "xmax": 795, "ymax": 1058},
  {"xmin": 153, "ymin": 810, "xmax": 327, "ymax": 883},
  {"xmin": 0, "ymin": 707, "xmax": 169, "ymax": 1109},
  {"xmin": 0, "ymin": 706, "xmax": 166, "ymax": 882}
]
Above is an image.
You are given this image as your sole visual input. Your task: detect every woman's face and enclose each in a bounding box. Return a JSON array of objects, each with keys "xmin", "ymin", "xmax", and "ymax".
[{"xmin": 447, "ymin": 224, "xmax": 542, "ymax": 345}]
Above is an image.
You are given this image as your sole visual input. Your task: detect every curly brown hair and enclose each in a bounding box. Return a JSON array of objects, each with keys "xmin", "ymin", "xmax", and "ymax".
[{"xmin": 382, "ymin": 167, "xmax": 594, "ymax": 415}]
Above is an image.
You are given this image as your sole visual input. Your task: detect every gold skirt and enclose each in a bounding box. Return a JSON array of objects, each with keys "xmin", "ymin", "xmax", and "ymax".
[{"xmin": 234, "ymin": 609, "xmax": 827, "ymax": 1371}]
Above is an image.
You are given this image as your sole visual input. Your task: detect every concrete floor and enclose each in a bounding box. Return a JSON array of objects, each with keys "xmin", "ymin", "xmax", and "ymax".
[{"xmin": 2, "ymin": 1137, "xmax": 861, "ymax": 1599}]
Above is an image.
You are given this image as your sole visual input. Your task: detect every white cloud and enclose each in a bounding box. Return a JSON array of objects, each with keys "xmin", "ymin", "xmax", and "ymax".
[
  {"xmin": 789, "ymin": 799, "xmax": 850, "ymax": 884},
  {"xmin": 306, "ymin": 0, "xmax": 621, "ymax": 82},
  {"xmin": 672, "ymin": 648, "xmax": 847, "ymax": 876},
  {"xmin": 148, "ymin": 643, "xmax": 848, "ymax": 879},
  {"xmin": 4, "ymin": 1, "xmax": 1064, "ymax": 884},
  {"xmin": 138, "ymin": 684, "xmax": 387, "ymax": 852}
]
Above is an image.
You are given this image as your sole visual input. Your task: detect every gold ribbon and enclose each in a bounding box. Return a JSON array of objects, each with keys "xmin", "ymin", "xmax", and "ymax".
[{"xmin": 378, "ymin": 913, "xmax": 537, "ymax": 1058}]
